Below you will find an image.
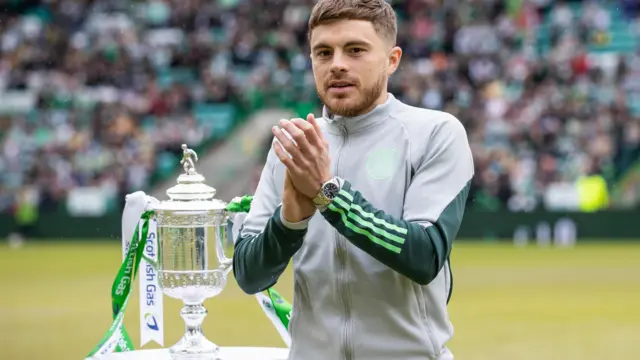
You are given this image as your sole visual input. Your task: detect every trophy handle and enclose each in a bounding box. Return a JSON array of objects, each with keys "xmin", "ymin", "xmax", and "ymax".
[
  {"xmin": 222, "ymin": 211, "xmax": 248, "ymax": 277},
  {"xmin": 221, "ymin": 259, "xmax": 233, "ymax": 276},
  {"xmin": 226, "ymin": 212, "xmax": 248, "ymax": 244}
]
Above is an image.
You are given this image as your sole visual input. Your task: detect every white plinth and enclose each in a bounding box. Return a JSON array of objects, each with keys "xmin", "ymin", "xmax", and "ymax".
[{"xmin": 97, "ymin": 347, "xmax": 289, "ymax": 360}]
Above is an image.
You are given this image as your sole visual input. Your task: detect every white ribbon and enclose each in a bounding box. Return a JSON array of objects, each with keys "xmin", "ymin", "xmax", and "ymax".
[
  {"xmin": 255, "ymin": 293, "xmax": 291, "ymax": 347},
  {"xmin": 121, "ymin": 191, "xmax": 164, "ymax": 348}
]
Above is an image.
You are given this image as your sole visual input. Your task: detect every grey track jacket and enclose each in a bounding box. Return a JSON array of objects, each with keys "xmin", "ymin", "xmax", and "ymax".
[{"xmin": 233, "ymin": 93, "xmax": 474, "ymax": 360}]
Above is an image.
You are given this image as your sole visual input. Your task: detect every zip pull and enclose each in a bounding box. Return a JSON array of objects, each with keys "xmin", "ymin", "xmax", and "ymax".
[{"xmin": 338, "ymin": 123, "xmax": 348, "ymax": 136}]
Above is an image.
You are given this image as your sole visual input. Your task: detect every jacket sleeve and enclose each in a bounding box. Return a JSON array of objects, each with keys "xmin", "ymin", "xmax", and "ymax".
[
  {"xmin": 233, "ymin": 145, "xmax": 307, "ymax": 295},
  {"xmin": 321, "ymin": 117, "xmax": 474, "ymax": 285}
]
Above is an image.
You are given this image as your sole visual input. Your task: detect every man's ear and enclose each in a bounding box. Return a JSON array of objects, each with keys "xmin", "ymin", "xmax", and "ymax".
[{"xmin": 387, "ymin": 46, "xmax": 402, "ymax": 76}]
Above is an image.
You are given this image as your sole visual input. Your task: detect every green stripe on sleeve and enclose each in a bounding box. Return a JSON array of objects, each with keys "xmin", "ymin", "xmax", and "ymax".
[
  {"xmin": 327, "ymin": 203, "xmax": 402, "ymax": 254},
  {"xmin": 322, "ymin": 179, "xmax": 470, "ymax": 286},
  {"xmin": 338, "ymin": 189, "xmax": 353, "ymax": 201},
  {"xmin": 338, "ymin": 190, "xmax": 408, "ymax": 235},
  {"xmin": 332, "ymin": 197, "xmax": 405, "ymax": 245}
]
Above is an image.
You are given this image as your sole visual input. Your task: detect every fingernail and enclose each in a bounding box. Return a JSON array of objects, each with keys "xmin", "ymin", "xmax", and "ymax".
[
  {"xmin": 280, "ymin": 119, "xmax": 289, "ymax": 126},
  {"xmin": 272, "ymin": 126, "xmax": 278, "ymax": 133}
]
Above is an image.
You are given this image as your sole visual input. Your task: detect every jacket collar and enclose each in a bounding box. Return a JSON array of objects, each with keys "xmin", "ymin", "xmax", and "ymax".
[{"xmin": 323, "ymin": 93, "xmax": 394, "ymax": 134}]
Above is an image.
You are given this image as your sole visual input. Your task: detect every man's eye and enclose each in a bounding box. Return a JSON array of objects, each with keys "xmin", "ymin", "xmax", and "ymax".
[
  {"xmin": 316, "ymin": 50, "xmax": 331, "ymax": 57},
  {"xmin": 349, "ymin": 48, "xmax": 364, "ymax": 54}
]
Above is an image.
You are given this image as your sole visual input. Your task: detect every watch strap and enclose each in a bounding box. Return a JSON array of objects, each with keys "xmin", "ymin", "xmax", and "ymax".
[{"xmin": 313, "ymin": 177, "xmax": 341, "ymax": 207}]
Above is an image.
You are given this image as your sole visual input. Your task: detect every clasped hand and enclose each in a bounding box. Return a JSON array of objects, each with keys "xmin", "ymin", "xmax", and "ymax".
[{"xmin": 272, "ymin": 114, "xmax": 332, "ymax": 221}]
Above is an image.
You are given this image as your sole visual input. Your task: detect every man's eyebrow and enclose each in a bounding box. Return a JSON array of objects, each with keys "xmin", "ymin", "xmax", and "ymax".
[
  {"xmin": 311, "ymin": 40, "xmax": 373, "ymax": 52},
  {"xmin": 344, "ymin": 40, "xmax": 372, "ymax": 48},
  {"xmin": 311, "ymin": 43, "xmax": 331, "ymax": 52}
]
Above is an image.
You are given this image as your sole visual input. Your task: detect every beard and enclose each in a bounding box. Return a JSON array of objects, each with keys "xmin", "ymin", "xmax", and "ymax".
[{"xmin": 317, "ymin": 71, "xmax": 386, "ymax": 118}]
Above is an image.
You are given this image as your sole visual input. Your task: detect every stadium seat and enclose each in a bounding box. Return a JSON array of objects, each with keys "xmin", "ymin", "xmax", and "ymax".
[{"xmin": 192, "ymin": 103, "xmax": 237, "ymax": 139}]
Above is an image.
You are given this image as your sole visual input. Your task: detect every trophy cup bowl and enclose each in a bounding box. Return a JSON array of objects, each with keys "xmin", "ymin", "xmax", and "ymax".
[{"xmin": 152, "ymin": 145, "xmax": 234, "ymax": 360}]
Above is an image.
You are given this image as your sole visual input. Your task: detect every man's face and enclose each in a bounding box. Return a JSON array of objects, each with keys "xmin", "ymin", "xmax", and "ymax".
[{"xmin": 310, "ymin": 19, "xmax": 401, "ymax": 117}]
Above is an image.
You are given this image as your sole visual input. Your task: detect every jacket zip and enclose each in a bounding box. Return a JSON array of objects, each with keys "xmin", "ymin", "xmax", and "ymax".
[{"xmin": 334, "ymin": 123, "xmax": 353, "ymax": 360}]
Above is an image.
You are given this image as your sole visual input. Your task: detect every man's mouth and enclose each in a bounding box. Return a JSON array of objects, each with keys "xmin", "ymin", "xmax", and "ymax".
[
  {"xmin": 328, "ymin": 81, "xmax": 355, "ymax": 92},
  {"xmin": 329, "ymin": 81, "xmax": 354, "ymax": 88}
]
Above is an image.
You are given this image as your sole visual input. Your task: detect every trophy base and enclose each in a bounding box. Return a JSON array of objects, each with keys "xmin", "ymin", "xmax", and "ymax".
[
  {"xmin": 169, "ymin": 303, "xmax": 224, "ymax": 360},
  {"xmin": 169, "ymin": 335, "xmax": 221, "ymax": 360}
]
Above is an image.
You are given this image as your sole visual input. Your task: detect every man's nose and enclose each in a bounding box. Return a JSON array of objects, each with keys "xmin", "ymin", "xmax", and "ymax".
[{"xmin": 330, "ymin": 52, "xmax": 348, "ymax": 74}]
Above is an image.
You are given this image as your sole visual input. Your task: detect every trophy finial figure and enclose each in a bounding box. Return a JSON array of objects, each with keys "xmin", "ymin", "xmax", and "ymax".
[{"xmin": 180, "ymin": 144, "xmax": 199, "ymax": 175}]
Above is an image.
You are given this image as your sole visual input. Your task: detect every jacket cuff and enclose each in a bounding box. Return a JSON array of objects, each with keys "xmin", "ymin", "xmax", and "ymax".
[{"xmin": 279, "ymin": 206, "xmax": 312, "ymax": 230}]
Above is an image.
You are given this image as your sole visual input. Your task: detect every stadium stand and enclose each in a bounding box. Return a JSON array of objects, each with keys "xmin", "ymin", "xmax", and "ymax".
[{"xmin": 0, "ymin": 0, "xmax": 639, "ymax": 220}]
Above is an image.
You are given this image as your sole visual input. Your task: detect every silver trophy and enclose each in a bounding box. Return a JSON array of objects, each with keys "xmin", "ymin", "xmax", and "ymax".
[{"xmin": 152, "ymin": 144, "xmax": 233, "ymax": 360}]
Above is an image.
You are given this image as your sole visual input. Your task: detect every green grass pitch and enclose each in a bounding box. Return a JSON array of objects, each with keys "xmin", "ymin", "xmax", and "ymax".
[{"xmin": 1, "ymin": 241, "xmax": 639, "ymax": 360}]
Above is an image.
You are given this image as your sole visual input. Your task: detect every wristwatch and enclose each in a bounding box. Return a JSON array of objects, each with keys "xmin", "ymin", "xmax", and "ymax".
[{"xmin": 312, "ymin": 177, "xmax": 341, "ymax": 207}]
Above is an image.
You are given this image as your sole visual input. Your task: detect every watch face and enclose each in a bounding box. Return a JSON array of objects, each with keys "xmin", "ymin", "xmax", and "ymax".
[{"xmin": 323, "ymin": 182, "xmax": 340, "ymax": 199}]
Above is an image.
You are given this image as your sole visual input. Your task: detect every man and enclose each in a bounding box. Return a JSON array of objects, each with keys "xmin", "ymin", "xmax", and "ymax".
[{"xmin": 233, "ymin": 1, "xmax": 474, "ymax": 359}]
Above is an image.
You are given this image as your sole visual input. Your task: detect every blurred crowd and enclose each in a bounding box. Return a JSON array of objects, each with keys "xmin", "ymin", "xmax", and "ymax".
[{"xmin": 1, "ymin": 0, "xmax": 639, "ymax": 217}]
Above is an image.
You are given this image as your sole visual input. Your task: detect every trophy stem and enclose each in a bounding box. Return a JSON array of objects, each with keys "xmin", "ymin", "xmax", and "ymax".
[{"xmin": 169, "ymin": 303, "xmax": 221, "ymax": 359}]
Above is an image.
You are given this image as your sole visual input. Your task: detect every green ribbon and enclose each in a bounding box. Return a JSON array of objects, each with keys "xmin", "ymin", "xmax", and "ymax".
[
  {"xmin": 266, "ymin": 288, "xmax": 292, "ymax": 329},
  {"xmin": 226, "ymin": 195, "xmax": 253, "ymax": 213},
  {"xmin": 85, "ymin": 210, "xmax": 154, "ymax": 359}
]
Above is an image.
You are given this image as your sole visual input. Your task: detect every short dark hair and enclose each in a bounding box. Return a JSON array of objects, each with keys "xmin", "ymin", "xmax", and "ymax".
[{"xmin": 308, "ymin": 0, "xmax": 397, "ymax": 44}]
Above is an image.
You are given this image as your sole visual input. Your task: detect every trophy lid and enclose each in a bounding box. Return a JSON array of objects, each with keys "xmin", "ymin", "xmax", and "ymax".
[{"xmin": 154, "ymin": 144, "xmax": 227, "ymax": 212}]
